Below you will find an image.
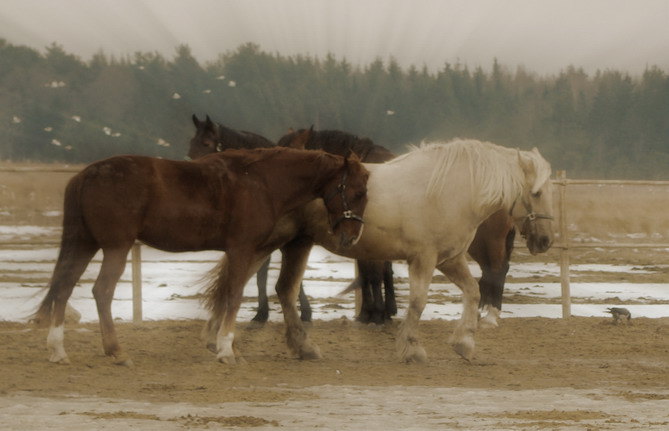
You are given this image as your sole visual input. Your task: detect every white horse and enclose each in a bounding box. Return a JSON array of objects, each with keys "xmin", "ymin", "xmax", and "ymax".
[
  {"xmin": 204, "ymin": 138, "xmax": 554, "ymax": 364},
  {"xmin": 272, "ymin": 139, "xmax": 554, "ymax": 363}
]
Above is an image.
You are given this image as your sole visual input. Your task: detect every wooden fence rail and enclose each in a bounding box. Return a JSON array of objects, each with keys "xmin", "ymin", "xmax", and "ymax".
[{"xmin": 1, "ymin": 170, "xmax": 668, "ymax": 321}]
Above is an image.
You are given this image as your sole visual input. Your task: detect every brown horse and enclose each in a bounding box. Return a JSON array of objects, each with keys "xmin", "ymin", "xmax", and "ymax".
[
  {"xmin": 281, "ymin": 128, "xmax": 539, "ymax": 328},
  {"xmin": 188, "ymin": 114, "xmax": 313, "ymax": 323},
  {"xmin": 278, "ymin": 127, "xmax": 397, "ymax": 323},
  {"xmin": 33, "ymin": 147, "xmax": 369, "ymax": 366}
]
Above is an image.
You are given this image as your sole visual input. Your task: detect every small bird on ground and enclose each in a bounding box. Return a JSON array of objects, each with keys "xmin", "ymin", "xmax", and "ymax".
[{"xmin": 606, "ymin": 307, "xmax": 631, "ymax": 324}]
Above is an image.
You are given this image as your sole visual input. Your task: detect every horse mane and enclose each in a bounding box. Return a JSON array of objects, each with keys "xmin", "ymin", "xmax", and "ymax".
[
  {"xmin": 278, "ymin": 129, "xmax": 394, "ymax": 162},
  {"xmin": 216, "ymin": 122, "xmax": 274, "ymax": 149},
  {"xmin": 392, "ymin": 139, "xmax": 533, "ymax": 210}
]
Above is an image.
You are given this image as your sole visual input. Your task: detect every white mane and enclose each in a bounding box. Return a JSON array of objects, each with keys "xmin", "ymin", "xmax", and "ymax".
[{"xmin": 389, "ymin": 139, "xmax": 548, "ymax": 211}]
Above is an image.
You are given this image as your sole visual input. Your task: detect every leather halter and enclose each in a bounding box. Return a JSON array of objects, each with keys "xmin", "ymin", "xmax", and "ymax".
[
  {"xmin": 323, "ymin": 169, "xmax": 365, "ymax": 230},
  {"xmin": 511, "ymin": 196, "xmax": 554, "ymax": 238}
]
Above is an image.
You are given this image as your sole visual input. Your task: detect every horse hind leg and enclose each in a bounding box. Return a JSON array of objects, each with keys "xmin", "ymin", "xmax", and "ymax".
[
  {"xmin": 36, "ymin": 241, "xmax": 98, "ymax": 364},
  {"xmin": 92, "ymin": 246, "xmax": 133, "ymax": 366},
  {"xmin": 215, "ymin": 252, "xmax": 267, "ymax": 364}
]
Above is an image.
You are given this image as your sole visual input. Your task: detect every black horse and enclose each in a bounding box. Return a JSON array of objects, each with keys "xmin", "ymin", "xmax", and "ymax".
[{"xmin": 188, "ymin": 114, "xmax": 312, "ymax": 323}]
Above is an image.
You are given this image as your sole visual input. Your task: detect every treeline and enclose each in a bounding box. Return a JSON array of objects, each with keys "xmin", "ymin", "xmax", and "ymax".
[{"xmin": 1, "ymin": 39, "xmax": 668, "ymax": 178}]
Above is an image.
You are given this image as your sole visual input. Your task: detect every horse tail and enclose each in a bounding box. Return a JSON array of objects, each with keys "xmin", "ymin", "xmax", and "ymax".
[
  {"xmin": 202, "ymin": 256, "xmax": 228, "ymax": 317},
  {"xmin": 32, "ymin": 174, "xmax": 97, "ymax": 327}
]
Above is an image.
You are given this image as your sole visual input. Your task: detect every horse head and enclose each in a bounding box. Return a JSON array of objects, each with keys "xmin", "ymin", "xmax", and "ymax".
[
  {"xmin": 513, "ymin": 147, "xmax": 555, "ymax": 255},
  {"xmin": 188, "ymin": 114, "xmax": 221, "ymax": 160},
  {"xmin": 320, "ymin": 152, "xmax": 369, "ymax": 248}
]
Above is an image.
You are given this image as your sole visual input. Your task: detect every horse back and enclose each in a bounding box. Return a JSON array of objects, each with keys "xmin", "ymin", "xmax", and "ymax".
[{"xmin": 71, "ymin": 155, "xmax": 236, "ymax": 250}]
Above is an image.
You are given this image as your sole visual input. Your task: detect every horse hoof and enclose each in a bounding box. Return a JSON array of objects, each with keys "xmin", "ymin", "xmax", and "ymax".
[
  {"xmin": 217, "ymin": 354, "xmax": 237, "ymax": 365},
  {"xmin": 300, "ymin": 344, "xmax": 322, "ymax": 360},
  {"xmin": 206, "ymin": 342, "xmax": 217, "ymax": 353},
  {"xmin": 479, "ymin": 316, "xmax": 499, "ymax": 329},
  {"xmin": 245, "ymin": 320, "xmax": 265, "ymax": 330},
  {"xmin": 49, "ymin": 354, "xmax": 70, "ymax": 365},
  {"xmin": 452, "ymin": 337, "xmax": 475, "ymax": 361},
  {"xmin": 115, "ymin": 358, "xmax": 135, "ymax": 368},
  {"xmin": 401, "ymin": 346, "xmax": 428, "ymax": 364},
  {"xmin": 113, "ymin": 354, "xmax": 135, "ymax": 368},
  {"xmin": 403, "ymin": 347, "xmax": 427, "ymax": 364}
]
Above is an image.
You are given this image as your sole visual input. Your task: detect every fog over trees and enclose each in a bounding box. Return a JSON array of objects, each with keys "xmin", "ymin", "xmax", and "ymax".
[{"xmin": 1, "ymin": 40, "xmax": 668, "ymax": 179}]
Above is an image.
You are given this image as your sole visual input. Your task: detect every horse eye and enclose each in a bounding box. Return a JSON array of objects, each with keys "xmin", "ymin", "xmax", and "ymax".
[{"xmin": 532, "ymin": 191, "xmax": 542, "ymax": 198}]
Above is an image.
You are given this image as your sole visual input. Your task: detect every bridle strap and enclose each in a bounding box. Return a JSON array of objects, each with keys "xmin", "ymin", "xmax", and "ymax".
[
  {"xmin": 324, "ymin": 169, "xmax": 365, "ymax": 229},
  {"xmin": 510, "ymin": 197, "xmax": 553, "ymax": 237}
]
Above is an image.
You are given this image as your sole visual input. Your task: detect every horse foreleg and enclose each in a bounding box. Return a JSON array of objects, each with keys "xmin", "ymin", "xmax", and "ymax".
[
  {"xmin": 250, "ymin": 256, "xmax": 271, "ymax": 326},
  {"xmin": 92, "ymin": 247, "xmax": 132, "ymax": 366},
  {"xmin": 478, "ymin": 267, "xmax": 506, "ymax": 328},
  {"xmin": 276, "ymin": 237, "xmax": 321, "ymax": 360},
  {"xmin": 397, "ymin": 254, "xmax": 437, "ymax": 363},
  {"xmin": 437, "ymin": 254, "xmax": 480, "ymax": 361},
  {"xmin": 383, "ymin": 261, "xmax": 397, "ymax": 319},
  {"xmin": 298, "ymin": 283, "xmax": 312, "ymax": 322}
]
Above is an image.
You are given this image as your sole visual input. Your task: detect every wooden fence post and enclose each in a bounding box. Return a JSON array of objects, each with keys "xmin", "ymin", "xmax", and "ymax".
[
  {"xmin": 557, "ymin": 170, "xmax": 571, "ymax": 318},
  {"xmin": 131, "ymin": 243, "xmax": 143, "ymax": 323}
]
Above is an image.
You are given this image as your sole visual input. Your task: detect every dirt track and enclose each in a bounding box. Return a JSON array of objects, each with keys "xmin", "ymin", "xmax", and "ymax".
[{"xmin": 1, "ymin": 316, "xmax": 668, "ymax": 429}]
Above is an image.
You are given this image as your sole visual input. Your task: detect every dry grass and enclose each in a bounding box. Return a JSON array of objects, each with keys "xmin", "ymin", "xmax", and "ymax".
[
  {"xmin": 0, "ymin": 163, "xmax": 668, "ymax": 242},
  {"xmin": 0, "ymin": 162, "xmax": 82, "ymax": 226}
]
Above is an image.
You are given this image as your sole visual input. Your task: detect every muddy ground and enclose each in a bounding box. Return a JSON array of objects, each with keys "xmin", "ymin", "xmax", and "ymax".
[{"xmin": 1, "ymin": 316, "xmax": 668, "ymax": 430}]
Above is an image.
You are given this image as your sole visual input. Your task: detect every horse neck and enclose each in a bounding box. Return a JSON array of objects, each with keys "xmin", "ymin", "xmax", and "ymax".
[
  {"xmin": 256, "ymin": 151, "xmax": 342, "ymax": 214},
  {"xmin": 218, "ymin": 124, "xmax": 269, "ymax": 149}
]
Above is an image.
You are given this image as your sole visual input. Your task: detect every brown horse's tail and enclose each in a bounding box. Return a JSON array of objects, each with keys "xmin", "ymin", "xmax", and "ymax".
[
  {"xmin": 202, "ymin": 257, "xmax": 228, "ymax": 318},
  {"xmin": 32, "ymin": 175, "xmax": 97, "ymax": 327}
]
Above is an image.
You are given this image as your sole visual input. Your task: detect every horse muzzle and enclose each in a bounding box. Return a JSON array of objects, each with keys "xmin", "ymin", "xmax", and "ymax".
[
  {"xmin": 527, "ymin": 234, "xmax": 553, "ymax": 255},
  {"xmin": 330, "ymin": 211, "xmax": 364, "ymax": 249}
]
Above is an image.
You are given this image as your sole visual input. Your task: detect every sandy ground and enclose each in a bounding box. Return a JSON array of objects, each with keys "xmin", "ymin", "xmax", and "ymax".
[{"xmin": 1, "ymin": 316, "xmax": 668, "ymax": 430}]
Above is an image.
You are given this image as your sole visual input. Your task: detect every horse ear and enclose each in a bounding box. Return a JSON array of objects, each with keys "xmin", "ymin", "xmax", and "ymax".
[
  {"xmin": 192, "ymin": 114, "xmax": 200, "ymax": 127},
  {"xmin": 204, "ymin": 115, "xmax": 217, "ymax": 132},
  {"xmin": 291, "ymin": 129, "xmax": 309, "ymax": 149},
  {"xmin": 518, "ymin": 148, "xmax": 550, "ymax": 193},
  {"xmin": 345, "ymin": 148, "xmax": 360, "ymax": 162}
]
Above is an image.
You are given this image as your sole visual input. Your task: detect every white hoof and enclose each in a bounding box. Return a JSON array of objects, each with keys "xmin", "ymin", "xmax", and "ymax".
[
  {"xmin": 48, "ymin": 352, "xmax": 71, "ymax": 365},
  {"xmin": 47, "ymin": 325, "xmax": 70, "ymax": 365},
  {"xmin": 217, "ymin": 353, "xmax": 237, "ymax": 365},
  {"xmin": 452, "ymin": 334, "xmax": 475, "ymax": 361},
  {"xmin": 479, "ymin": 306, "xmax": 500, "ymax": 329}
]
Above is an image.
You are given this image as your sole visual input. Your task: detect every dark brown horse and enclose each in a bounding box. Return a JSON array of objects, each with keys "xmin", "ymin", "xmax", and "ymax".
[
  {"xmin": 278, "ymin": 127, "xmax": 397, "ymax": 324},
  {"xmin": 188, "ymin": 114, "xmax": 274, "ymax": 159},
  {"xmin": 280, "ymin": 128, "xmax": 537, "ymax": 328},
  {"xmin": 188, "ymin": 114, "xmax": 313, "ymax": 323},
  {"xmin": 34, "ymin": 147, "xmax": 369, "ymax": 366}
]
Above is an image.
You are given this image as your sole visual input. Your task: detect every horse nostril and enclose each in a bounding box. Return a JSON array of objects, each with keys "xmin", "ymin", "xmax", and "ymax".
[{"xmin": 539, "ymin": 236, "xmax": 551, "ymax": 250}]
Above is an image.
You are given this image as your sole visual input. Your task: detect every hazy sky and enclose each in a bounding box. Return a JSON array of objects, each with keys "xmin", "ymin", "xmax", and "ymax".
[{"xmin": 1, "ymin": 0, "xmax": 668, "ymax": 75}]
